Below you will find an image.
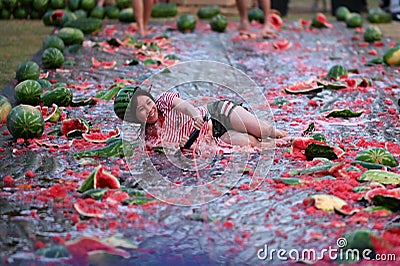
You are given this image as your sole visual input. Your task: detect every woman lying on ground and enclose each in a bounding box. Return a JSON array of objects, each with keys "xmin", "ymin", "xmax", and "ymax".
[{"xmin": 114, "ymin": 86, "xmax": 292, "ymax": 151}]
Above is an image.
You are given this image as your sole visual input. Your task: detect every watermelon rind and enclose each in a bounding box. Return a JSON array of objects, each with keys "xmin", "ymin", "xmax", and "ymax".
[
  {"xmin": 73, "ymin": 198, "xmax": 104, "ymax": 218},
  {"xmin": 6, "ymin": 105, "xmax": 45, "ymax": 139},
  {"xmin": 36, "ymin": 103, "xmax": 61, "ymax": 123},
  {"xmin": 355, "ymin": 148, "xmax": 398, "ymax": 167},
  {"xmin": 358, "ymin": 170, "xmax": 400, "ymax": 185},
  {"xmin": 14, "ymin": 79, "xmax": 43, "ymax": 106},
  {"xmin": 323, "ymin": 109, "xmax": 364, "ymax": 118},
  {"xmin": 16, "ymin": 61, "xmax": 41, "ymax": 82},
  {"xmin": 284, "ymin": 85, "xmax": 324, "ymax": 94},
  {"xmin": 0, "ymin": 95, "xmax": 12, "ymax": 123}
]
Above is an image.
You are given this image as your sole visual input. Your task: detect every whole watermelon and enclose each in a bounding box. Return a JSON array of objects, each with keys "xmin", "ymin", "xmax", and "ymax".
[
  {"xmin": 20, "ymin": 0, "xmax": 33, "ymax": 7},
  {"xmin": 0, "ymin": 9, "xmax": 12, "ymax": 19},
  {"xmin": 80, "ymin": 0, "xmax": 96, "ymax": 11},
  {"xmin": 364, "ymin": 25, "xmax": 382, "ymax": 42},
  {"xmin": 105, "ymin": 5, "xmax": 119, "ymax": 19},
  {"xmin": 58, "ymin": 27, "xmax": 84, "ymax": 45},
  {"xmin": 13, "ymin": 7, "xmax": 29, "ymax": 19},
  {"xmin": 74, "ymin": 9, "xmax": 88, "ymax": 19},
  {"xmin": 50, "ymin": 0, "xmax": 64, "ymax": 9},
  {"xmin": 151, "ymin": 3, "xmax": 177, "ymax": 18},
  {"xmin": 7, "ymin": 105, "xmax": 45, "ymax": 139},
  {"xmin": 346, "ymin": 13, "xmax": 363, "ymax": 28},
  {"xmin": 0, "ymin": 95, "xmax": 12, "ymax": 123},
  {"xmin": 14, "ymin": 80, "xmax": 43, "ymax": 106},
  {"xmin": 33, "ymin": 0, "xmax": 49, "ymax": 12},
  {"xmin": 197, "ymin": 5, "xmax": 220, "ymax": 19},
  {"xmin": 64, "ymin": 17, "xmax": 102, "ymax": 34},
  {"xmin": 90, "ymin": 6, "xmax": 105, "ymax": 19},
  {"xmin": 177, "ymin": 14, "xmax": 196, "ymax": 33},
  {"xmin": 68, "ymin": 0, "xmax": 80, "ymax": 11},
  {"xmin": 115, "ymin": 0, "xmax": 130, "ymax": 9},
  {"xmin": 335, "ymin": 6, "xmax": 350, "ymax": 21},
  {"xmin": 16, "ymin": 61, "xmax": 40, "ymax": 82},
  {"xmin": 118, "ymin": 8, "xmax": 134, "ymax": 22},
  {"xmin": 41, "ymin": 87, "xmax": 73, "ymax": 107},
  {"xmin": 113, "ymin": 86, "xmax": 138, "ymax": 122},
  {"xmin": 43, "ymin": 35, "xmax": 65, "ymax": 51},
  {"xmin": 248, "ymin": 7, "xmax": 264, "ymax": 23},
  {"xmin": 42, "ymin": 47, "xmax": 64, "ymax": 69},
  {"xmin": 210, "ymin": 14, "xmax": 228, "ymax": 32}
]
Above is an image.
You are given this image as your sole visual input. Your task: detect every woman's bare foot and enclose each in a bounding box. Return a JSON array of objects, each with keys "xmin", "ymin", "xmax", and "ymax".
[
  {"xmin": 260, "ymin": 23, "xmax": 277, "ymax": 38},
  {"xmin": 238, "ymin": 20, "xmax": 250, "ymax": 31}
]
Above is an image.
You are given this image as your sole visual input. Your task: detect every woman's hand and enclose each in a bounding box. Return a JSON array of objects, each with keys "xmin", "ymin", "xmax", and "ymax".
[
  {"xmin": 179, "ymin": 136, "xmax": 190, "ymax": 149},
  {"xmin": 192, "ymin": 115, "xmax": 204, "ymax": 130}
]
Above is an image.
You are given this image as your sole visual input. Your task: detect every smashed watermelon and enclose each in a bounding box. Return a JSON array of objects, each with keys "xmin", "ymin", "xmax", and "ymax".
[
  {"xmin": 61, "ymin": 117, "xmax": 90, "ymax": 137},
  {"xmin": 291, "ymin": 137, "xmax": 345, "ymax": 160},
  {"xmin": 82, "ymin": 127, "xmax": 120, "ymax": 143},
  {"xmin": 78, "ymin": 165, "xmax": 120, "ymax": 193}
]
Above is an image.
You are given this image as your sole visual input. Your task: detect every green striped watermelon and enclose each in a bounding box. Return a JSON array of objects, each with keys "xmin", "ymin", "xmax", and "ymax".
[
  {"xmin": 41, "ymin": 47, "xmax": 64, "ymax": 69},
  {"xmin": 7, "ymin": 105, "xmax": 45, "ymax": 139},
  {"xmin": 43, "ymin": 35, "xmax": 65, "ymax": 52},
  {"xmin": 355, "ymin": 148, "xmax": 398, "ymax": 167},
  {"xmin": 113, "ymin": 86, "xmax": 138, "ymax": 122},
  {"xmin": 57, "ymin": 27, "xmax": 84, "ymax": 45},
  {"xmin": 0, "ymin": 95, "xmax": 12, "ymax": 123},
  {"xmin": 326, "ymin": 64, "xmax": 348, "ymax": 80},
  {"xmin": 16, "ymin": 61, "xmax": 41, "ymax": 82},
  {"xmin": 14, "ymin": 79, "xmax": 42, "ymax": 106},
  {"xmin": 41, "ymin": 87, "xmax": 73, "ymax": 107}
]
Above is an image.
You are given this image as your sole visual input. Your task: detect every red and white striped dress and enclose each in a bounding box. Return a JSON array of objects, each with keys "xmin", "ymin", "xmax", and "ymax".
[{"xmin": 146, "ymin": 91, "xmax": 209, "ymax": 146}]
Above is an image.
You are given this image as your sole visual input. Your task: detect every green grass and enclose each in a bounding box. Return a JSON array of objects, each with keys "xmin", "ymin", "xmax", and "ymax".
[{"xmin": 0, "ymin": 20, "xmax": 53, "ymax": 89}]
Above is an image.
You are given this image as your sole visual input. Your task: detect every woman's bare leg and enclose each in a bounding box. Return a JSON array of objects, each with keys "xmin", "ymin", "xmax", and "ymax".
[
  {"xmin": 132, "ymin": 0, "xmax": 145, "ymax": 36},
  {"xmin": 236, "ymin": 0, "xmax": 250, "ymax": 31},
  {"xmin": 143, "ymin": 0, "xmax": 154, "ymax": 33},
  {"xmin": 258, "ymin": 0, "xmax": 275, "ymax": 35},
  {"xmin": 220, "ymin": 130, "xmax": 261, "ymax": 147},
  {"xmin": 228, "ymin": 106, "xmax": 288, "ymax": 139}
]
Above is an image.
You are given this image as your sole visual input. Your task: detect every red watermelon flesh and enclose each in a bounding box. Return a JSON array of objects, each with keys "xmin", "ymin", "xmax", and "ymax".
[
  {"xmin": 316, "ymin": 13, "xmax": 332, "ymax": 28},
  {"xmin": 82, "ymin": 127, "xmax": 120, "ymax": 143},
  {"xmin": 95, "ymin": 166, "xmax": 120, "ymax": 189},
  {"xmin": 61, "ymin": 118, "xmax": 90, "ymax": 136}
]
